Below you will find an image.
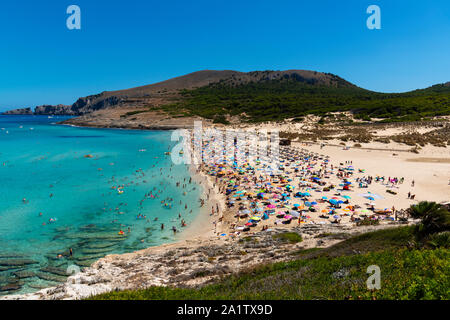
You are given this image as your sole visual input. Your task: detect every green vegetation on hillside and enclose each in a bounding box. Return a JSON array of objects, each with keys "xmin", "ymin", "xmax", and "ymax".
[
  {"xmin": 91, "ymin": 202, "xmax": 450, "ymax": 300},
  {"xmin": 92, "ymin": 247, "xmax": 449, "ymax": 300},
  {"xmin": 163, "ymin": 79, "xmax": 450, "ymax": 123}
]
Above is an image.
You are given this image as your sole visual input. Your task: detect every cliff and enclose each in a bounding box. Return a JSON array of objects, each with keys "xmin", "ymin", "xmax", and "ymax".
[
  {"xmin": 2, "ymin": 105, "xmax": 76, "ymax": 116},
  {"xmin": 2, "ymin": 107, "xmax": 33, "ymax": 115},
  {"xmin": 34, "ymin": 104, "xmax": 75, "ymax": 115}
]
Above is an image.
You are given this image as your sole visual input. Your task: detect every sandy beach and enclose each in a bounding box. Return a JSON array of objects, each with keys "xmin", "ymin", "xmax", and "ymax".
[
  {"xmin": 2, "ymin": 122, "xmax": 448, "ymax": 300},
  {"xmin": 298, "ymin": 142, "xmax": 449, "ymax": 209}
]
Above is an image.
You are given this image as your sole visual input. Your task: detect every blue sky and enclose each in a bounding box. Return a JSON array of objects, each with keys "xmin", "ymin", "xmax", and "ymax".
[{"xmin": 0, "ymin": 0, "xmax": 449, "ymax": 110}]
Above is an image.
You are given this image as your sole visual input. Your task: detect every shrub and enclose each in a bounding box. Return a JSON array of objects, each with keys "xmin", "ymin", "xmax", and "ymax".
[
  {"xmin": 356, "ymin": 218, "xmax": 380, "ymax": 226},
  {"xmin": 427, "ymin": 232, "xmax": 450, "ymax": 248},
  {"xmin": 272, "ymin": 232, "xmax": 303, "ymax": 243},
  {"xmin": 408, "ymin": 201, "xmax": 450, "ymax": 239},
  {"xmin": 213, "ymin": 114, "xmax": 230, "ymax": 124}
]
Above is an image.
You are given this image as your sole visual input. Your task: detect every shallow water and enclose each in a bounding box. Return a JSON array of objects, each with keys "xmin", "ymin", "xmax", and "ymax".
[{"xmin": 0, "ymin": 115, "xmax": 201, "ymax": 294}]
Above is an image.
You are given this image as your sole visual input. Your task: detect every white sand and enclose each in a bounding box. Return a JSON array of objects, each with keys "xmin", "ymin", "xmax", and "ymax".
[{"xmin": 298, "ymin": 142, "xmax": 449, "ymax": 209}]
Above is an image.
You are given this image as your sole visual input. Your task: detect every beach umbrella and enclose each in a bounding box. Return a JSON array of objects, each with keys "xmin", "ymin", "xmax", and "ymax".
[
  {"xmin": 290, "ymin": 211, "xmax": 300, "ymax": 218},
  {"xmin": 342, "ymin": 195, "xmax": 351, "ymax": 199},
  {"xmin": 267, "ymin": 204, "xmax": 276, "ymax": 209},
  {"xmin": 284, "ymin": 215, "xmax": 293, "ymax": 220},
  {"xmin": 250, "ymin": 216, "xmax": 261, "ymax": 221},
  {"xmin": 359, "ymin": 193, "xmax": 383, "ymax": 200},
  {"xmin": 322, "ymin": 196, "xmax": 328, "ymax": 200}
]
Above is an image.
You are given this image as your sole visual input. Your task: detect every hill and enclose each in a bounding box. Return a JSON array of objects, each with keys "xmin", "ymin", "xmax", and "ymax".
[
  {"xmin": 91, "ymin": 202, "xmax": 450, "ymax": 300},
  {"xmin": 91, "ymin": 226, "xmax": 450, "ymax": 300},
  {"xmin": 67, "ymin": 70, "xmax": 449, "ymax": 124},
  {"xmin": 168, "ymin": 76, "xmax": 450, "ymax": 123},
  {"xmin": 4, "ymin": 70, "xmax": 449, "ymax": 124},
  {"xmin": 69, "ymin": 69, "xmax": 356, "ymax": 115}
]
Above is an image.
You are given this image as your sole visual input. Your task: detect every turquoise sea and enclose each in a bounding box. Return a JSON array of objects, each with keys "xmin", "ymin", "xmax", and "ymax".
[{"xmin": 0, "ymin": 115, "xmax": 201, "ymax": 294}]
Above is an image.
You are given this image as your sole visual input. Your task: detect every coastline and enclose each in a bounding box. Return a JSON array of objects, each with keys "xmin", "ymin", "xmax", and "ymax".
[
  {"xmin": 176, "ymin": 164, "xmax": 226, "ymax": 241},
  {"xmin": 1, "ymin": 119, "xmax": 448, "ymax": 300},
  {"xmin": 0, "ymin": 124, "xmax": 228, "ymax": 299}
]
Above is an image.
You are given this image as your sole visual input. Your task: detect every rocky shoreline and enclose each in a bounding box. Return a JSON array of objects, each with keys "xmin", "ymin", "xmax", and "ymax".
[
  {"xmin": 0, "ymin": 222, "xmax": 411, "ymax": 300},
  {"xmin": 58, "ymin": 108, "xmax": 212, "ymax": 131},
  {"xmin": 2, "ymin": 105, "xmax": 74, "ymax": 116}
]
